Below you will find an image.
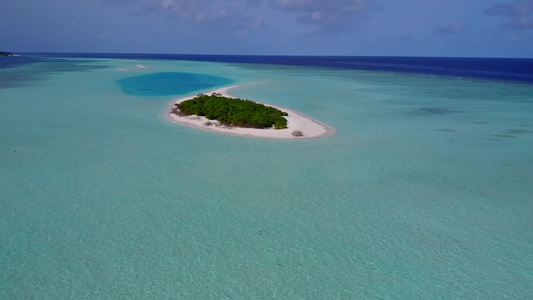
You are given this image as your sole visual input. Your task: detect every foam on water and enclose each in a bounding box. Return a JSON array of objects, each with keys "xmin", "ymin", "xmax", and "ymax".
[{"xmin": 0, "ymin": 57, "xmax": 532, "ymax": 299}]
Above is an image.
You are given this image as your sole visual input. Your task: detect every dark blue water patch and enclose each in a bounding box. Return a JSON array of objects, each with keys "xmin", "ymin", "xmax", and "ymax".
[
  {"xmin": 117, "ymin": 72, "xmax": 234, "ymax": 96},
  {"xmin": 35, "ymin": 53, "xmax": 533, "ymax": 85},
  {"xmin": 1, "ymin": 55, "xmax": 107, "ymax": 72},
  {"xmin": 0, "ymin": 55, "xmax": 109, "ymax": 89},
  {"xmin": 0, "ymin": 55, "xmax": 43, "ymax": 69}
]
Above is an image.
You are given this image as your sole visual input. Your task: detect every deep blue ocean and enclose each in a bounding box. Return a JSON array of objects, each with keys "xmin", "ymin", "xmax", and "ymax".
[{"xmin": 5, "ymin": 53, "xmax": 533, "ymax": 84}]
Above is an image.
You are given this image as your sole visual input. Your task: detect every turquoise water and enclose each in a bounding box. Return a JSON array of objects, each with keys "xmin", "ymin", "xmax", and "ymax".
[
  {"xmin": 117, "ymin": 72, "xmax": 233, "ymax": 96},
  {"xmin": 1, "ymin": 58, "xmax": 532, "ymax": 299}
]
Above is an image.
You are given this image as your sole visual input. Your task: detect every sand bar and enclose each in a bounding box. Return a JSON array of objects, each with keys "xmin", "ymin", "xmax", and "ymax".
[
  {"xmin": 117, "ymin": 64, "xmax": 147, "ymax": 71},
  {"xmin": 165, "ymin": 84, "xmax": 336, "ymax": 139}
]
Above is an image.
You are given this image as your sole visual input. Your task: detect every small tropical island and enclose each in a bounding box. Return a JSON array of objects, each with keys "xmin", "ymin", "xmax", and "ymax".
[
  {"xmin": 167, "ymin": 84, "xmax": 336, "ymax": 139},
  {"xmin": 173, "ymin": 93, "xmax": 289, "ymax": 129},
  {"xmin": 0, "ymin": 51, "xmax": 14, "ymax": 57}
]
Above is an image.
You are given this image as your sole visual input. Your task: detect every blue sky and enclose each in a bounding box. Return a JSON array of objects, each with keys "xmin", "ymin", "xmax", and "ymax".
[{"xmin": 1, "ymin": 0, "xmax": 532, "ymax": 57}]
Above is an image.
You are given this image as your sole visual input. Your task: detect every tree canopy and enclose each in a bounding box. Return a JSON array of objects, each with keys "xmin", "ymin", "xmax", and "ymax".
[{"xmin": 176, "ymin": 94, "xmax": 288, "ymax": 129}]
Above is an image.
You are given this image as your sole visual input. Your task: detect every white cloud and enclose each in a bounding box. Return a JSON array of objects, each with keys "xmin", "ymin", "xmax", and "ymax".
[
  {"xmin": 101, "ymin": 0, "xmax": 377, "ymax": 41},
  {"xmin": 433, "ymin": 22, "xmax": 467, "ymax": 35},
  {"xmin": 236, "ymin": 16, "xmax": 265, "ymax": 37},
  {"xmin": 251, "ymin": 16, "xmax": 264, "ymax": 28},
  {"xmin": 161, "ymin": 0, "xmax": 174, "ymax": 9},
  {"xmin": 271, "ymin": 0, "xmax": 375, "ymax": 34},
  {"xmin": 485, "ymin": 0, "xmax": 533, "ymax": 17},
  {"xmin": 485, "ymin": 0, "xmax": 533, "ymax": 30}
]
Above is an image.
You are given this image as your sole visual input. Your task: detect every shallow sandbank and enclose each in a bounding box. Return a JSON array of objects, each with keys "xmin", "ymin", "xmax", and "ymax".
[{"xmin": 165, "ymin": 84, "xmax": 336, "ymax": 139}]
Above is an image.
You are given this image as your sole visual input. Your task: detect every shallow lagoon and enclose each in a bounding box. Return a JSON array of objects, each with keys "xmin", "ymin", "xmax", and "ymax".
[
  {"xmin": 0, "ymin": 56, "xmax": 532, "ymax": 299},
  {"xmin": 118, "ymin": 71, "xmax": 233, "ymax": 96}
]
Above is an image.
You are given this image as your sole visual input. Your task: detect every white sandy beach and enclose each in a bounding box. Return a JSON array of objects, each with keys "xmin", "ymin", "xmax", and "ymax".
[{"xmin": 166, "ymin": 84, "xmax": 336, "ymax": 139}]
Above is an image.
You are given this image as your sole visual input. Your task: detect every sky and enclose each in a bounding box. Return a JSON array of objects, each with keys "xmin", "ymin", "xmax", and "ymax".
[{"xmin": 1, "ymin": 0, "xmax": 532, "ymax": 57}]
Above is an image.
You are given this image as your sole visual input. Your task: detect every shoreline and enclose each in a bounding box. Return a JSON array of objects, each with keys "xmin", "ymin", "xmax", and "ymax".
[{"xmin": 165, "ymin": 84, "xmax": 337, "ymax": 139}]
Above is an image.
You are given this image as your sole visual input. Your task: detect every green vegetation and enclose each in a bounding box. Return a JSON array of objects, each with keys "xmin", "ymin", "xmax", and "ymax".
[{"xmin": 176, "ymin": 93, "xmax": 288, "ymax": 129}]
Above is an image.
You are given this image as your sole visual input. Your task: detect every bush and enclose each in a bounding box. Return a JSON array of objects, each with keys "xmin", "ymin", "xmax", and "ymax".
[
  {"xmin": 274, "ymin": 118, "xmax": 287, "ymax": 129},
  {"xmin": 292, "ymin": 130, "xmax": 304, "ymax": 137},
  {"xmin": 177, "ymin": 94, "xmax": 288, "ymax": 129}
]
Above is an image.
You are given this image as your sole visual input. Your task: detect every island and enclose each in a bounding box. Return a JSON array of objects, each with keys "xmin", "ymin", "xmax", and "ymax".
[
  {"xmin": 166, "ymin": 84, "xmax": 337, "ymax": 139},
  {"xmin": 0, "ymin": 51, "xmax": 14, "ymax": 57},
  {"xmin": 174, "ymin": 93, "xmax": 288, "ymax": 129}
]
